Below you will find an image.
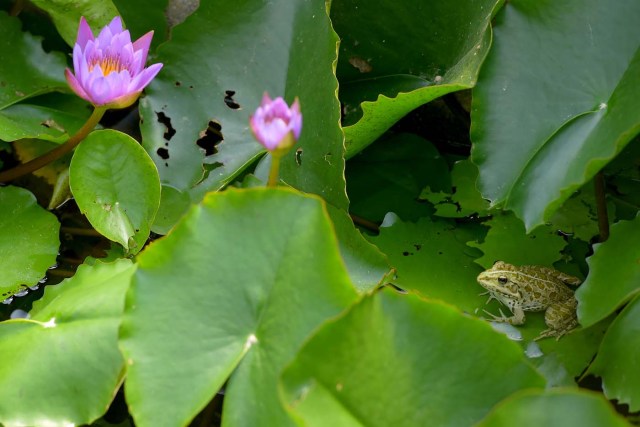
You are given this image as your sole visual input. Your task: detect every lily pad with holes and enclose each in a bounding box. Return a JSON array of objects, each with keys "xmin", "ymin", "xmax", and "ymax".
[
  {"xmin": 366, "ymin": 214, "xmax": 485, "ymax": 313},
  {"xmin": 139, "ymin": 0, "xmax": 347, "ymax": 213},
  {"xmin": 468, "ymin": 212, "xmax": 567, "ymax": 269},
  {"xmin": 0, "ymin": 186, "xmax": 60, "ymax": 299}
]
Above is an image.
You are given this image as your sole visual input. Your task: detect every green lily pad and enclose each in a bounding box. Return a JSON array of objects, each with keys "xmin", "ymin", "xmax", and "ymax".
[
  {"xmin": 120, "ymin": 188, "xmax": 358, "ymax": 427},
  {"xmin": 324, "ymin": 204, "xmax": 391, "ymax": 293},
  {"xmin": 150, "ymin": 184, "xmax": 191, "ymax": 235},
  {"xmin": 69, "ymin": 130, "xmax": 161, "ymax": 254},
  {"xmin": 139, "ymin": 0, "xmax": 347, "ymax": 212},
  {"xmin": 468, "ymin": 212, "xmax": 567, "ymax": 269},
  {"xmin": 346, "ymin": 133, "xmax": 449, "ymax": 223},
  {"xmin": 366, "ymin": 215, "xmax": 485, "ymax": 314},
  {"xmin": 587, "ymin": 295, "xmax": 640, "ymax": 412},
  {"xmin": 576, "ymin": 216, "xmax": 640, "ymax": 327},
  {"xmin": 331, "ymin": 0, "xmax": 503, "ymax": 156},
  {"xmin": 0, "ymin": 94, "xmax": 91, "ymax": 143},
  {"xmin": 420, "ymin": 159, "xmax": 491, "ymax": 218},
  {"xmin": 0, "ymin": 186, "xmax": 59, "ymax": 299},
  {"xmin": 471, "ymin": 0, "xmax": 640, "ymax": 229},
  {"xmin": 113, "ymin": 0, "xmax": 168, "ymax": 50},
  {"xmin": 548, "ymin": 185, "xmax": 612, "ymax": 243},
  {"xmin": 476, "ymin": 388, "xmax": 631, "ymax": 426},
  {"xmin": 0, "ymin": 12, "xmax": 68, "ymax": 110},
  {"xmin": 28, "ymin": 0, "xmax": 120, "ymax": 46},
  {"xmin": 281, "ymin": 289, "xmax": 545, "ymax": 427},
  {"xmin": 0, "ymin": 259, "xmax": 135, "ymax": 426}
]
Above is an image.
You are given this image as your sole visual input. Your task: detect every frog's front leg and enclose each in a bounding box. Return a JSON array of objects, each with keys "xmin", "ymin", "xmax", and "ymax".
[{"xmin": 484, "ymin": 303, "xmax": 526, "ymax": 325}]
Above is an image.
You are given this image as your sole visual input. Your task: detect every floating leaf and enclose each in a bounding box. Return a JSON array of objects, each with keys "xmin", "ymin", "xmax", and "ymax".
[
  {"xmin": 0, "ymin": 12, "xmax": 68, "ymax": 109},
  {"xmin": 577, "ymin": 216, "xmax": 640, "ymax": 327},
  {"xmin": 367, "ymin": 215, "xmax": 485, "ymax": 313},
  {"xmin": 471, "ymin": 0, "xmax": 640, "ymax": 229},
  {"xmin": 0, "ymin": 94, "xmax": 91, "ymax": 143},
  {"xmin": 468, "ymin": 212, "xmax": 567, "ymax": 269},
  {"xmin": 476, "ymin": 389, "xmax": 630, "ymax": 427},
  {"xmin": 331, "ymin": 0, "xmax": 502, "ymax": 156},
  {"xmin": 28, "ymin": 0, "xmax": 120, "ymax": 46},
  {"xmin": 421, "ymin": 159, "xmax": 490, "ymax": 218},
  {"xmin": 150, "ymin": 184, "xmax": 191, "ymax": 235},
  {"xmin": 587, "ymin": 295, "xmax": 640, "ymax": 412},
  {"xmin": 0, "ymin": 186, "xmax": 59, "ymax": 299},
  {"xmin": 325, "ymin": 204, "xmax": 391, "ymax": 293},
  {"xmin": 0, "ymin": 260, "xmax": 135, "ymax": 425},
  {"xmin": 139, "ymin": 0, "xmax": 347, "ymax": 211},
  {"xmin": 120, "ymin": 188, "xmax": 358, "ymax": 427},
  {"xmin": 113, "ymin": 0, "xmax": 169, "ymax": 50},
  {"xmin": 346, "ymin": 133, "xmax": 449, "ymax": 222},
  {"xmin": 69, "ymin": 130, "xmax": 161, "ymax": 254},
  {"xmin": 281, "ymin": 289, "xmax": 545, "ymax": 427}
]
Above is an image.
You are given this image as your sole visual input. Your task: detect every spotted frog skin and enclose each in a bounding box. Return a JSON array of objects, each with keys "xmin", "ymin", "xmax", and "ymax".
[{"xmin": 477, "ymin": 261, "xmax": 581, "ymax": 340}]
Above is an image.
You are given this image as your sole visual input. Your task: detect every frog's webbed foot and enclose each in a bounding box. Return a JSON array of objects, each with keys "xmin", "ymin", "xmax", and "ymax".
[
  {"xmin": 535, "ymin": 323, "xmax": 578, "ymax": 341},
  {"xmin": 535, "ymin": 328, "xmax": 564, "ymax": 341},
  {"xmin": 482, "ymin": 308, "xmax": 512, "ymax": 323}
]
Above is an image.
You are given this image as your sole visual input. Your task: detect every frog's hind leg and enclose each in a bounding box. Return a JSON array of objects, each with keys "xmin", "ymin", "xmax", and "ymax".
[{"xmin": 536, "ymin": 298, "xmax": 578, "ymax": 341}]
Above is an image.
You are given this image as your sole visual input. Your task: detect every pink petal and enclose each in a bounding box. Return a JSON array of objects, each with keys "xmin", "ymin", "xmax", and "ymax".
[
  {"xmin": 110, "ymin": 30, "xmax": 133, "ymax": 53},
  {"xmin": 65, "ymin": 68, "xmax": 91, "ymax": 103},
  {"xmin": 291, "ymin": 98, "xmax": 302, "ymax": 138},
  {"xmin": 72, "ymin": 44, "xmax": 83, "ymax": 75},
  {"xmin": 129, "ymin": 63, "xmax": 163, "ymax": 92},
  {"xmin": 260, "ymin": 92, "xmax": 272, "ymax": 107},
  {"xmin": 96, "ymin": 18, "xmax": 118, "ymax": 47},
  {"xmin": 76, "ymin": 17, "xmax": 94, "ymax": 49},
  {"xmin": 88, "ymin": 75, "xmax": 114, "ymax": 106},
  {"xmin": 132, "ymin": 31, "xmax": 154, "ymax": 65},
  {"xmin": 107, "ymin": 16, "xmax": 124, "ymax": 35}
]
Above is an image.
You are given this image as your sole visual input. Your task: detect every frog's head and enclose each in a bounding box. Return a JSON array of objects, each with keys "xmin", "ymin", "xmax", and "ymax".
[{"xmin": 476, "ymin": 261, "xmax": 521, "ymax": 298}]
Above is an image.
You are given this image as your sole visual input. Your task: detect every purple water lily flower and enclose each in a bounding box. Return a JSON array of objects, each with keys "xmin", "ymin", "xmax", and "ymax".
[
  {"xmin": 250, "ymin": 93, "xmax": 302, "ymax": 152},
  {"xmin": 65, "ymin": 16, "xmax": 163, "ymax": 109}
]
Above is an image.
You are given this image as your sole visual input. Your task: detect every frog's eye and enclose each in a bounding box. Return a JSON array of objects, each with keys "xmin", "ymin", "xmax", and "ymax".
[{"xmin": 498, "ymin": 276, "xmax": 508, "ymax": 284}]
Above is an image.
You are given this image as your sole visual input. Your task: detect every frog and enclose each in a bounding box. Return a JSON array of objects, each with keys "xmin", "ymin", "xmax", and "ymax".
[{"xmin": 476, "ymin": 261, "xmax": 582, "ymax": 340}]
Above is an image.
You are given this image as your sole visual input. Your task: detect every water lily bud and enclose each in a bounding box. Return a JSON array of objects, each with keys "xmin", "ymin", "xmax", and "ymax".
[
  {"xmin": 249, "ymin": 93, "xmax": 302, "ymax": 153},
  {"xmin": 64, "ymin": 16, "xmax": 163, "ymax": 109}
]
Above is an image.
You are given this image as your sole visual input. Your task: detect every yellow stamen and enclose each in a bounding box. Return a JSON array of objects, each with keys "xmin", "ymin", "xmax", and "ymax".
[{"xmin": 89, "ymin": 55, "xmax": 126, "ymax": 76}]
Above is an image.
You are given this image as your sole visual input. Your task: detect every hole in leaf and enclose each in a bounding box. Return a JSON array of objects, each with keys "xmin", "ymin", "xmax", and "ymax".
[
  {"xmin": 198, "ymin": 161, "xmax": 224, "ymax": 184},
  {"xmin": 196, "ymin": 120, "xmax": 223, "ymax": 156},
  {"xmin": 157, "ymin": 147, "xmax": 169, "ymax": 160},
  {"xmin": 175, "ymin": 81, "xmax": 182, "ymax": 87},
  {"xmin": 204, "ymin": 162, "xmax": 223, "ymax": 172},
  {"xmin": 155, "ymin": 112, "xmax": 176, "ymax": 141},
  {"xmin": 295, "ymin": 148, "xmax": 303, "ymax": 166},
  {"xmin": 224, "ymin": 90, "xmax": 241, "ymax": 109}
]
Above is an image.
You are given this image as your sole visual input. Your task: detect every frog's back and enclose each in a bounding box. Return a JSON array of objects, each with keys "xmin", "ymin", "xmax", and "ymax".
[{"xmin": 511, "ymin": 265, "xmax": 575, "ymax": 309}]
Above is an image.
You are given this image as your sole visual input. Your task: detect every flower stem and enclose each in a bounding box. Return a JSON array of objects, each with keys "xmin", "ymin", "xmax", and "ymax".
[
  {"xmin": 0, "ymin": 107, "xmax": 106, "ymax": 183},
  {"xmin": 267, "ymin": 152, "xmax": 282, "ymax": 187}
]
